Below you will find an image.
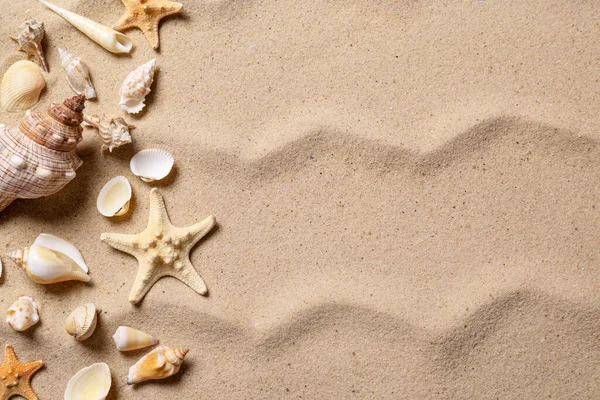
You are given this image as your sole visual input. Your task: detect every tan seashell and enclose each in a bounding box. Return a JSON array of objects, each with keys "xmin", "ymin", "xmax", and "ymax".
[
  {"xmin": 130, "ymin": 149, "xmax": 174, "ymax": 182},
  {"xmin": 0, "ymin": 94, "xmax": 86, "ymax": 212},
  {"xmin": 64, "ymin": 362, "xmax": 111, "ymax": 400},
  {"xmin": 112, "ymin": 326, "xmax": 158, "ymax": 351},
  {"xmin": 1, "ymin": 60, "xmax": 46, "ymax": 112},
  {"xmin": 127, "ymin": 346, "xmax": 188, "ymax": 385},
  {"xmin": 119, "ymin": 59, "xmax": 156, "ymax": 114},
  {"xmin": 10, "ymin": 18, "xmax": 49, "ymax": 72},
  {"xmin": 83, "ymin": 113, "xmax": 133, "ymax": 153},
  {"xmin": 58, "ymin": 48, "xmax": 96, "ymax": 99},
  {"xmin": 6, "ymin": 296, "xmax": 39, "ymax": 332},
  {"xmin": 97, "ymin": 176, "xmax": 132, "ymax": 217},
  {"xmin": 8, "ymin": 234, "xmax": 90, "ymax": 284},
  {"xmin": 66, "ymin": 303, "xmax": 99, "ymax": 341}
]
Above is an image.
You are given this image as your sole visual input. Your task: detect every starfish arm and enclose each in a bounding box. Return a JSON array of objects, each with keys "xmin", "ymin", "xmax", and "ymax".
[
  {"xmin": 140, "ymin": 22, "xmax": 161, "ymax": 49},
  {"xmin": 113, "ymin": 15, "xmax": 137, "ymax": 32},
  {"xmin": 128, "ymin": 261, "xmax": 166, "ymax": 304},
  {"xmin": 148, "ymin": 188, "xmax": 171, "ymax": 231},
  {"xmin": 179, "ymin": 215, "xmax": 216, "ymax": 248},
  {"xmin": 168, "ymin": 259, "xmax": 208, "ymax": 295},
  {"xmin": 100, "ymin": 232, "xmax": 141, "ymax": 257}
]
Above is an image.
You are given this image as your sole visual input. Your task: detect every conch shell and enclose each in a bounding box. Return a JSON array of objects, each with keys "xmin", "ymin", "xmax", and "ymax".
[
  {"xmin": 112, "ymin": 326, "xmax": 158, "ymax": 351},
  {"xmin": 1, "ymin": 60, "xmax": 46, "ymax": 112},
  {"xmin": 66, "ymin": 303, "xmax": 99, "ymax": 341},
  {"xmin": 127, "ymin": 346, "xmax": 188, "ymax": 385},
  {"xmin": 38, "ymin": 0, "xmax": 133, "ymax": 54},
  {"xmin": 119, "ymin": 58, "xmax": 156, "ymax": 114},
  {"xmin": 58, "ymin": 48, "xmax": 96, "ymax": 99},
  {"xmin": 83, "ymin": 113, "xmax": 133, "ymax": 153},
  {"xmin": 10, "ymin": 18, "xmax": 49, "ymax": 72},
  {"xmin": 0, "ymin": 94, "xmax": 86, "ymax": 212},
  {"xmin": 8, "ymin": 233, "xmax": 90, "ymax": 284},
  {"xmin": 64, "ymin": 362, "xmax": 111, "ymax": 400},
  {"xmin": 6, "ymin": 296, "xmax": 39, "ymax": 332}
]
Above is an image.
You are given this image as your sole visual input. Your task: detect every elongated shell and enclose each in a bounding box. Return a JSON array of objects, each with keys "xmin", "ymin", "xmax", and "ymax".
[
  {"xmin": 38, "ymin": 0, "xmax": 133, "ymax": 54},
  {"xmin": 97, "ymin": 176, "xmax": 132, "ymax": 217},
  {"xmin": 119, "ymin": 59, "xmax": 156, "ymax": 114},
  {"xmin": 11, "ymin": 18, "xmax": 49, "ymax": 72},
  {"xmin": 127, "ymin": 346, "xmax": 188, "ymax": 385},
  {"xmin": 66, "ymin": 303, "xmax": 98, "ymax": 341},
  {"xmin": 83, "ymin": 114, "xmax": 133, "ymax": 153},
  {"xmin": 64, "ymin": 362, "xmax": 111, "ymax": 400},
  {"xmin": 6, "ymin": 296, "xmax": 39, "ymax": 332},
  {"xmin": 1, "ymin": 60, "xmax": 46, "ymax": 112},
  {"xmin": 58, "ymin": 48, "xmax": 96, "ymax": 99},
  {"xmin": 130, "ymin": 149, "xmax": 174, "ymax": 182},
  {"xmin": 112, "ymin": 326, "xmax": 158, "ymax": 351}
]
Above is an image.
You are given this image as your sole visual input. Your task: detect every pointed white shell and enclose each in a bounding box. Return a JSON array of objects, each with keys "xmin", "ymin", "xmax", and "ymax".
[
  {"xmin": 97, "ymin": 176, "xmax": 132, "ymax": 217},
  {"xmin": 130, "ymin": 149, "xmax": 174, "ymax": 182},
  {"xmin": 6, "ymin": 296, "xmax": 39, "ymax": 332},
  {"xmin": 127, "ymin": 346, "xmax": 188, "ymax": 385},
  {"xmin": 58, "ymin": 48, "xmax": 96, "ymax": 99},
  {"xmin": 39, "ymin": 0, "xmax": 133, "ymax": 54},
  {"xmin": 1, "ymin": 60, "xmax": 46, "ymax": 112},
  {"xmin": 66, "ymin": 303, "xmax": 98, "ymax": 341},
  {"xmin": 64, "ymin": 362, "xmax": 111, "ymax": 400},
  {"xmin": 112, "ymin": 326, "xmax": 158, "ymax": 351},
  {"xmin": 119, "ymin": 59, "xmax": 156, "ymax": 114}
]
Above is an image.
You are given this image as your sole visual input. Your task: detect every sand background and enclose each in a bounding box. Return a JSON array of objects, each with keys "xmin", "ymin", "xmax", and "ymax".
[{"xmin": 0, "ymin": 0, "xmax": 599, "ymax": 398}]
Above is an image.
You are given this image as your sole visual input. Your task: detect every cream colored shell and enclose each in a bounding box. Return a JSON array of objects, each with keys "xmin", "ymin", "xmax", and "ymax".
[
  {"xmin": 83, "ymin": 113, "xmax": 133, "ymax": 153},
  {"xmin": 127, "ymin": 346, "xmax": 188, "ymax": 385},
  {"xmin": 6, "ymin": 296, "xmax": 39, "ymax": 332},
  {"xmin": 96, "ymin": 176, "xmax": 132, "ymax": 217},
  {"xmin": 119, "ymin": 58, "xmax": 156, "ymax": 114},
  {"xmin": 58, "ymin": 48, "xmax": 96, "ymax": 99},
  {"xmin": 130, "ymin": 149, "xmax": 174, "ymax": 182},
  {"xmin": 112, "ymin": 326, "xmax": 158, "ymax": 351},
  {"xmin": 11, "ymin": 18, "xmax": 49, "ymax": 72},
  {"xmin": 65, "ymin": 303, "xmax": 98, "ymax": 341},
  {"xmin": 64, "ymin": 362, "xmax": 111, "ymax": 400},
  {"xmin": 1, "ymin": 60, "xmax": 46, "ymax": 112}
]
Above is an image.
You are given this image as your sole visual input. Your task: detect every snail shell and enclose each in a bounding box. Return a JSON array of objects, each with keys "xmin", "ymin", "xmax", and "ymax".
[
  {"xmin": 127, "ymin": 346, "xmax": 188, "ymax": 385},
  {"xmin": 112, "ymin": 326, "xmax": 158, "ymax": 351},
  {"xmin": 119, "ymin": 58, "xmax": 156, "ymax": 114},
  {"xmin": 58, "ymin": 48, "xmax": 96, "ymax": 99},
  {"xmin": 83, "ymin": 113, "xmax": 133, "ymax": 153},
  {"xmin": 66, "ymin": 303, "xmax": 99, "ymax": 341},
  {"xmin": 10, "ymin": 18, "xmax": 49, "ymax": 72}
]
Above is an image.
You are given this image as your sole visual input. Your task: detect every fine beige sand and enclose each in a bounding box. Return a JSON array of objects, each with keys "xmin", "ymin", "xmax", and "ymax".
[{"xmin": 1, "ymin": 0, "xmax": 600, "ymax": 398}]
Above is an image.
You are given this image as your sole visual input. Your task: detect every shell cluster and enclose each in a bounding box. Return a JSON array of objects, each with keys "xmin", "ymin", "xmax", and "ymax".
[
  {"xmin": 6, "ymin": 296, "xmax": 39, "ymax": 332},
  {"xmin": 66, "ymin": 303, "xmax": 99, "ymax": 341},
  {"xmin": 58, "ymin": 48, "xmax": 96, "ymax": 99},
  {"xmin": 1, "ymin": 60, "xmax": 46, "ymax": 112},
  {"xmin": 119, "ymin": 58, "xmax": 156, "ymax": 114},
  {"xmin": 64, "ymin": 362, "xmax": 111, "ymax": 400}
]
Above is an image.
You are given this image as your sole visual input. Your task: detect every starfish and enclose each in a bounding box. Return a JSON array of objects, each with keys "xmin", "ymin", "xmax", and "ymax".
[
  {"xmin": 101, "ymin": 188, "xmax": 216, "ymax": 304},
  {"xmin": 0, "ymin": 345, "xmax": 43, "ymax": 400},
  {"xmin": 113, "ymin": 0, "xmax": 183, "ymax": 49}
]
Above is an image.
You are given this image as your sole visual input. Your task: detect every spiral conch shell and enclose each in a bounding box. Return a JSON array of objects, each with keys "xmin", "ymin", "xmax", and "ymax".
[
  {"xmin": 113, "ymin": 326, "xmax": 158, "ymax": 352},
  {"xmin": 64, "ymin": 362, "xmax": 111, "ymax": 400},
  {"xmin": 66, "ymin": 303, "xmax": 99, "ymax": 341},
  {"xmin": 8, "ymin": 233, "xmax": 90, "ymax": 284},
  {"xmin": 58, "ymin": 48, "xmax": 96, "ymax": 99},
  {"xmin": 10, "ymin": 18, "xmax": 49, "ymax": 72},
  {"xmin": 0, "ymin": 94, "xmax": 86, "ymax": 212},
  {"xmin": 119, "ymin": 58, "xmax": 156, "ymax": 114},
  {"xmin": 83, "ymin": 113, "xmax": 133, "ymax": 153},
  {"xmin": 1, "ymin": 60, "xmax": 46, "ymax": 112},
  {"xmin": 6, "ymin": 296, "xmax": 39, "ymax": 332},
  {"xmin": 127, "ymin": 346, "xmax": 188, "ymax": 385}
]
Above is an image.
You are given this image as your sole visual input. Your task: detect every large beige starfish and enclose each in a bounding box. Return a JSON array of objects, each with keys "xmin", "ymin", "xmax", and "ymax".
[
  {"xmin": 101, "ymin": 188, "xmax": 216, "ymax": 304},
  {"xmin": 113, "ymin": 0, "xmax": 183, "ymax": 49},
  {"xmin": 0, "ymin": 345, "xmax": 43, "ymax": 400}
]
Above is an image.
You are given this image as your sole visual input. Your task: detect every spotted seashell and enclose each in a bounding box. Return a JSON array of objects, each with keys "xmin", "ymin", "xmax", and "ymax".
[{"xmin": 6, "ymin": 296, "xmax": 39, "ymax": 331}]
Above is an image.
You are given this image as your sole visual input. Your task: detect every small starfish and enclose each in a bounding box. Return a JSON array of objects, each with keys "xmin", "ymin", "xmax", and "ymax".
[
  {"xmin": 101, "ymin": 188, "xmax": 216, "ymax": 304},
  {"xmin": 113, "ymin": 0, "xmax": 183, "ymax": 49},
  {"xmin": 0, "ymin": 345, "xmax": 43, "ymax": 400}
]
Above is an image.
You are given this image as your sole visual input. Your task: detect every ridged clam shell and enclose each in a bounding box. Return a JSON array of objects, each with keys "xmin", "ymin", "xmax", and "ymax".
[
  {"xmin": 112, "ymin": 326, "xmax": 158, "ymax": 351},
  {"xmin": 130, "ymin": 149, "xmax": 174, "ymax": 182},
  {"xmin": 6, "ymin": 296, "xmax": 39, "ymax": 332},
  {"xmin": 64, "ymin": 362, "xmax": 111, "ymax": 400},
  {"xmin": 66, "ymin": 303, "xmax": 98, "ymax": 341},
  {"xmin": 97, "ymin": 176, "xmax": 132, "ymax": 217},
  {"xmin": 119, "ymin": 58, "xmax": 156, "ymax": 114},
  {"xmin": 1, "ymin": 60, "xmax": 46, "ymax": 112},
  {"xmin": 58, "ymin": 48, "xmax": 96, "ymax": 99},
  {"xmin": 127, "ymin": 346, "xmax": 188, "ymax": 385}
]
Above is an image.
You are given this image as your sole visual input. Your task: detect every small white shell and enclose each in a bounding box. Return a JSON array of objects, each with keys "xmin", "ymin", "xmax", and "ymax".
[
  {"xmin": 1, "ymin": 60, "xmax": 46, "ymax": 112},
  {"xmin": 112, "ymin": 326, "xmax": 158, "ymax": 351},
  {"xmin": 6, "ymin": 296, "xmax": 39, "ymax": 332},
  {"xmin": 58, "ymin": 48, "xmax": 96, "ymax": 99},
  {"xmin": 119, "ymin": 58, "xmax": 156, "ymax": 114},
  {"xmin": 96, "ymin": 176, "xmax": 132, "ymax": 217},
  {"xmin": 64, "ymin": 362, "xmax": 111, "ymax": 400},
  {"xmin": 65, "ymin": 303, "xmax": 99, "ymax": 341},
  {"xmin": 130, "ymin": 149, "xmax": 174, "ymax": 182}
]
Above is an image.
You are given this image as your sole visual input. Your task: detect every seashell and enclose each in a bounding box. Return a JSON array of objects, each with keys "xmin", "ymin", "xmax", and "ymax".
[
  {"xmin": 64, "ymin": 362, "xmax": 111, "ymax": 400},
  {"xmin": 97, "ymin": 176, "xmax": 132, "ymax": 217},
  {"xmin": 10, "ymin": 18, "xmax": 49, "ymax": 72},
  {"xmin": 83, "ymin": 114, "xmax": 133, "ymax": 153},
  {"xmin": 58, "ymin": 48, "xmax": 96, "ymax": 99},
  {"xmin": 127, "ymin": 346, "xmax": 188, "ymax": 385},
  {"xmin": 112, "ymin": 326, "xmax": 158, "ymax": 352},
  {"xmin": 0, "ymin": 257, "xmax": 3, "ymax": 279},
  {"xmin": 8, "ymin": 233, "xmax": 90, "ymax": 284},
  {"xmin": 130, "ymin": 149, "xmax": 174, "ymax": 182},
  {"xmin": 1, "ymin": 60, "xmax": 46, "ymax": 112},
  {"xmin": 65, "ymin": 303, "xmax": 99, "ymax": 341},
  {"xmin": 6, "ymin": 296, "xmax": 39, "ymax": 332},
  {"xmin": 0, "ymin": 95, "xmax": 87, "ymax": 212},
  {"xmin": 119, "ymin": 58, "xmax": 156, "ymax": 114},
  {"xmin": 38, "ymin": 0, "xmax": 133, "ymax": 54}
]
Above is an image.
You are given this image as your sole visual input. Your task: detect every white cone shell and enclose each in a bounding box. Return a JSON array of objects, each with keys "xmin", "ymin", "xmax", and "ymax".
[
  {"xmin": 1, "ymin": 60, "xmax": 46, "ymax": 112},
  {"xmin": 119, "ymin": 58, "xmax": 156, "ymax": 114},
  {"xmin": 112, "ymin": 326, "xmax": 158, "ymax": 351},
  {"xmin": 97, "ymin": 176, "xmax": 132, "ymax": 217},
  {"xmin": 6, "ymin": 296, "xmax": 39, "ymax": 331},
  {"xmin": 64, "ymin": 362, "xmax": 111, "ymax": 400},
  {"xmin": 130, "ymin": 149, "xmax": 174, "ymax": 182}
]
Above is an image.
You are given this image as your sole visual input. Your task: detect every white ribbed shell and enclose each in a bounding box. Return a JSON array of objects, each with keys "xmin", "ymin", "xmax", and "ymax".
[{"xmin": 1, "ymin": 60, "xmax": 46, "ymax": 112}]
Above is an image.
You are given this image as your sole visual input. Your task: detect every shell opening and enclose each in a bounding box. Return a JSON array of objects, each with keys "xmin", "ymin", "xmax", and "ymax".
[{"xmin": 114, "ymin": 33, "xmax": 133, "ymax": 53}]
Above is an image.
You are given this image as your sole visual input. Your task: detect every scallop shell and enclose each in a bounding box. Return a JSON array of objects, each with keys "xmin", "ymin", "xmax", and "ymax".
[
  {"xmin": 11, "ymin": 18, "xmax": 49, "ymax": 72},
  {"xmin": 66, "ymin": 303, "xmax": 98, "ymax": 341},
  {"xmin": 83, "ymin": 113, "xmax": 133, "ymax": 153},
  {"xmin": 119, "ymin": 58, "xmax": 156, "ymax": 114},
  {"xmin": 97, "ymin": 176, "xmax": 132, "ymax": 217},
  {"xmin": 130, "ymin": 149, "xmax": 174, "ymax": 182},
  {"xmin": 58, "ymin": 48, "xmax": 96, "ymax": 99},
  {"xmin": 1, "ymin": 60, "xmax": 46, "ymax": 112},
  {"xmin": 6, "ymin": 296, "xmax": 39, "ymax": 332},
  {"xmin": 127, "ymin": 346, "xmax": 188, "ymax": 385},
  {"xmin": 112, "ymin": 326, "xmax": 158, "ymax": 351},
  {"xmin": 64, "ymin": 362, "xmax": 111, "ymax": 400}
]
